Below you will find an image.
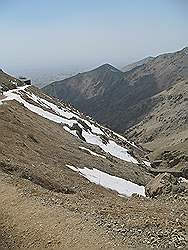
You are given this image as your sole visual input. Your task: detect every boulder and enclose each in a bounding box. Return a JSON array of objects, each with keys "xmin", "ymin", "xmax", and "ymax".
[{"xmin": 145, "ymin": 173, "xmax": 184, "ymax": 198}]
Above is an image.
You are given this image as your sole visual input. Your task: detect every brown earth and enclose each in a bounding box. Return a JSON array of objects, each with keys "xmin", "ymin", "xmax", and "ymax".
[
  {"xmin": 0, "ymin": 168, "xmax": 187, "ymax": 249},
  {"xmin": 0, "ymin": 172, "xmax": 119, "ymax": 249}
]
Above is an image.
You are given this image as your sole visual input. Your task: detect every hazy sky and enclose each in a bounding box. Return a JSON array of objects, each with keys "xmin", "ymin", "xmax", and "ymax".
[{"xmin": 0, "ymin": 0, "xmax": 188, "ymax": 73}]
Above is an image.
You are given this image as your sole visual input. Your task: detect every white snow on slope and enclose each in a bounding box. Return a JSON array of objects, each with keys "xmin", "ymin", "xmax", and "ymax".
[
  {"xmin": 66, "ymin": 165, "xmax": 145, "ymax": 197},
  {"xmin": 31, "ymin": 94, "xmax": 104, "ymax": 134},
  {"xmin": 143, "ymin": 161, "xmax": 151, "ymax": 167},
  {"xmin": 82, "ymin": 130, "xmax": 138, "ymax": 163},
  {"xmin": 1, "ymin": 86, "xmax": 138, "ymax": 163},
  {"xmin": 179, "ymin": 177, "xmax": 188, "ymax": 184}
]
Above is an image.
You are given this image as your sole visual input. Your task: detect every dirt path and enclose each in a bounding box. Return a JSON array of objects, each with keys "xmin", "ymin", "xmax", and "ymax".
[{"xmin": 0, "ymin": 173, "xmax": 119, "ymax": 249}]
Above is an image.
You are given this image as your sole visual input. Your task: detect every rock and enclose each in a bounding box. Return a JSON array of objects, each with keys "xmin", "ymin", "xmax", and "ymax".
[
  {"xmin": 100, "ymin": 134, "xmax": 109, "ymax": 145},
  {"xmin": 168, "ymin": 158, "xmax": 180, "ymax": 167},
  {"xmin": 145, "ymin": 173, "xmax": 180, "ymax": 197},
  {"xmin": 77, "ymin": 119, "xmax": 92, "ymax": 132},
  {"xmin": 151, "ymin": 160, "xmax": 163, "ymax": 168},
  {"xmin": 182, "ymin": 166, "xmax": 188, "ymax": 178},
  {"xmin": 71, "ymin": 123, "xmax": 86, "ymax": 141}
]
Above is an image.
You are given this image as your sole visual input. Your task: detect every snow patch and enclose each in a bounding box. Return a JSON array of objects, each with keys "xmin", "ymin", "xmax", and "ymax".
[
  {"xmin": 66, "ymin": 165, "xmax": 145, "ymax": 197},
  {"xmin": 66, "ymin": 164, "xmax": 78, "ymax": 172},
  {"xmin": 82, "ymin": 130, "xmax": 138, "ymax": 163},
  {"xmin": 143, "ymin": 161, "xmax": 151, "ymax": 167}
]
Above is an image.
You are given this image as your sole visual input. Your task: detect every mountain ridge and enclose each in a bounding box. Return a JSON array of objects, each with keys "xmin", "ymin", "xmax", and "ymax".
[
  {"xmin": 122, "ymin": 56, "xmax": 154, "ymax": 72},
  {"xmin": 44, "ymin": 47, "xmax": 188, "ymax": 130}
]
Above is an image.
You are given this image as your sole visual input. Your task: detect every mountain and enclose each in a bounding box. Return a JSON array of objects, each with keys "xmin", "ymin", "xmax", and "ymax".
[
  {"xmin": 122, "ymin": 56, "xmax": 154, "ymax": 72},
  {"xmin": 43, "ymin": 47, "xmax": 188, "ymax": 176},
  {"xmin": 1, "ymin": 72, "xmax": 187, "ymax": 249},
  {"xmin": 43, "ymin": 63, "xmax": 124, "ymax": 102},
  {"xmin": 43, "ymin": 47, "xmax": 188, "ymax": 132}
]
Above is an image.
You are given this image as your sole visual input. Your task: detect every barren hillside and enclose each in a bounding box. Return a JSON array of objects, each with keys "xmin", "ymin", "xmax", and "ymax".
[{"xmin": 0, "ymin": 80, "xmax": 187, "ymax": 249}]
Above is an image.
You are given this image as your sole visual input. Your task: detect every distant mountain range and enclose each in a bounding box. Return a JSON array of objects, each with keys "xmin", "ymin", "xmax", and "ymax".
[
  {"xmin": 43, "ymin": 47, "xmax": 188, "ymax": 131},
  {"xmin": 10, "ymin": 69, "xmax": 76, "ymax": 88}
]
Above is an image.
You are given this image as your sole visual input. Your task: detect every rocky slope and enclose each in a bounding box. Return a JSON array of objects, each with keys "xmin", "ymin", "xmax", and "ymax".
[
  {"xmin": 0, "ymin": 83, "xmax": 153, "ymax": 187},
  {"xmin": 1, "ymin": 74, "xmax": 187, "ymax": 248},
  {"xmin": 43, "ymin": 63, "xmax": 123, "ymax": 104},
  {"xmin": 125, "ymin": 79, "xmax": 188, "ymax": 176}
]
